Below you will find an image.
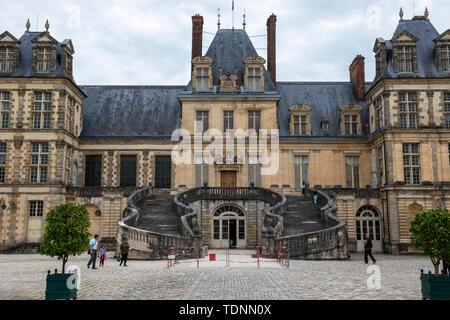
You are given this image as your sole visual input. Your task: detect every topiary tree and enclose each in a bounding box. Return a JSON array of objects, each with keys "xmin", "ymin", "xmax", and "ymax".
[
  {"xmin": 40, "ymin": 203, "xmax": 91, "ymax": 274},
  {"xmin": 410, "ymin": 207, "xmax": 450, "ymax": 276}
]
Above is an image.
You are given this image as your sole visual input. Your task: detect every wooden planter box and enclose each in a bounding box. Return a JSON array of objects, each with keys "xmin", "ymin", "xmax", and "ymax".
[
  {"xmin": 45, "ymin": 270, "xmax": 77, "ymax": 300},
  {"xmin": 421, "ymin": 270, "xmax": 450, "ymax": 300}
]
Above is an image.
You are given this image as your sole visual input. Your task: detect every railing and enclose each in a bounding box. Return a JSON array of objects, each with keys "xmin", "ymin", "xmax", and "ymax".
[
  {"xmin": 117, "ymin": 187, "xmax": 193, "ymax": 259},
  {"xmin": 68, "ymin": 186, "xmax": 142, "ymax": 198},
  {"xmin": 174, "ymin": 186, "xmax": 287, "ymax": 248},
  {"xmin": 274, "ymin": 189, "xmax": 348, "ymax": 260}
]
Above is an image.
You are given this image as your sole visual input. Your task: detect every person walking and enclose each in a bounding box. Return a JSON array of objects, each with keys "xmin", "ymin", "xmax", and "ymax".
[
  {"xmin": 99, "ymin": 244, "xmax": 106, "ymax": 267},
  {"xmin": 301, "ymin": 181, "xmax": 306, "ymax": 196},
  {"xmin": 443, "ymin": 260, "xmax": 449, "ymax": 275},
  {"xmin": 119, "ymin": 238, "xmax": 130, "ymax": 267},
  {"xmin": 87, "ymin": 235, "xmax": 99, "ymax": 269},
  {"xmin": 312, "ymin": 187, "xmax": 318, "ymax": 204},
  {"xmin": 364, "ymin": 234, "xmax": 376, "ymax": 264}
]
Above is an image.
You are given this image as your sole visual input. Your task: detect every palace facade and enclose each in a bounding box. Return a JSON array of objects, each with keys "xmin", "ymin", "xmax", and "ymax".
[{"xmin": 0, "ymin": 9, "xmax": 449, "ymax": 255}]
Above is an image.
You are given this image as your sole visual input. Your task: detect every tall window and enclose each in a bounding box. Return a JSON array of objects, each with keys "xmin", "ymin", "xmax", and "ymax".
[
  {"xmin": 0, "ymin": 47, "xmax": 18, "ymax": 72},
  {"xmin": 345, "ymin": 115, "xmax": 358, "ymax": 135},
  {"xmin": 85, "ymin": 155, "xmax": 102, "ymax": 187},
  {"xmin": 294, "ymin": 156, "xmax": 308, "ymax": 190},
  {"xmin": 377, "ymin": 146, "xmax": 383, "ymax": 185},
  {"xmin": 33, "ymin": 92, "xmax": 52, "ymax": 129},
  {"xmin": 0, "ymin": 143, "xmax": 6, "ymax": 183},
  {"xmin": 68, "ymin": 97, "xmax": 75, "ymax": 133},
  {"xmin": 1, "ymin": 91, "xmax": 11, "ymax": 129},
  {"xmin": 29, "ymin": 201, "xmax": 44, "ymax": 217},
  {"xmin": 30, "ymin": 143, "xmax": 49, "ymax": 183},
  {"xmin": 195, "ymin": 154, "xmax": 209, "ymax": 187},
  {"xmin": 403, "ymin": 143, "xmax": 420, "ymax": 185},
  {"xmin": 195, "ymin": 67, "xmax": 209, "ymax": 92},
  {"xmin": 248, "ymin": 155, "xmax": 262, "ymax": 187},
  {"xmin": 120, "ymin": 155, "xmax": 137, "ymax": 187},
  {"xmin": 223, "ymin": 111, "xmax": 234, "ymax": 131},
  {"xmin": 248, "ymin": 111, "xmax": 261, "ymax": 132},
  {"xmin": 195, "ymin": 111, "xmax": 209, "ymax": 133},
  {"xmin": 293, "ymin": 115, "xmax": 307, "ymax": 135},
  {"xmin": 247, "ymin": 68, "xmax": 262, "ymax": 92},
  {"xmin": 374, "ymin": 98, "xmax": 383, "ymax": 130},
  {"xmin": 444, "ymin": 93, "xmax": 450, "ymax": 129},
  {"xmin": 35, "ymin": 47, "xmax": 55, "ymax": 73},
  {"xmin": 394, "ymin": 46, "xmax": 416, "ymax": 72},
  {"xmin": 437, "ymin": 45, "xmax": 450, "ymax": 72},
  {"xmin": 399, "ymin": 92, "xmax": 418, "ymax": 129},
  {"xmin": 345, "ymin": 156, "xmax": 360, "ymax": 188}
]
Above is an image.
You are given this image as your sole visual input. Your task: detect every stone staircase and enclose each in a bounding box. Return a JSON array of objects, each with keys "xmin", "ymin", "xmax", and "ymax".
[
  {"xmin": 135, "ymin": 194, "xmax": 182, "ymax": 235},
  {"xmin": 282, "ymin": 195, "xmax": 329, "ymax": 236}
]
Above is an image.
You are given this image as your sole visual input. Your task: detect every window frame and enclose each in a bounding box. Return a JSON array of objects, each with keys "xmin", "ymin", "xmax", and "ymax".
[
  {"xmin": 32, "ymin": 91, "xmax": 52, "ymax": 129},
  {"xmin": 294, "ymin": 155, "xmax": 309, "ymax": 190},
  {"xmin": 0, "ymin": 142, "xmax": 6, "ymax": 183},
  {"xmin": 30, "ymin": 143, "xmax": 49, "ymax": 183},
  {"xmin": 345, "ymin": 156, "xmax": 360, "ymax": 188},
  {"xmin": 248, "ymin": 110, "xmax": 261, "ymax": 132},
  {"xmin": 402, "ymin": 143, "xmax": 421, "ymax": 185},
  {"xmin": 398, "ymin": 92, "xmax": 418, "ymax": 129}
]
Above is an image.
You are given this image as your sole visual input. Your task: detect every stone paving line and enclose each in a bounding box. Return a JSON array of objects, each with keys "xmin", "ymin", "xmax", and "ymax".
[{"xmin": 0, "ymin": 250, "xmax": 433, "ymax": 300}]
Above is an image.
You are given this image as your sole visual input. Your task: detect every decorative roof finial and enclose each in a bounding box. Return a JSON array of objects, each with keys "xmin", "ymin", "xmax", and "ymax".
[
  {"xmin": 243, "ymin": 9, "xmax": 246, "ymax": 30},
  {"xmin": 26, "ymin": 19, "xmax": 31, "ymax": 31},
  {"xmin": 399, "ymin": 8, "xmax": 404, "ymax": 19},
  {"xmin": 217, "ymin": 8, "xmax": 221, "ymax": 30},
  {"xmin": 45, "ymin": 19, "xmax": 49, "ymax": 31},
  {"xmin": 424, "ymin": 7, "xmax": 429, "ymax": 18}
]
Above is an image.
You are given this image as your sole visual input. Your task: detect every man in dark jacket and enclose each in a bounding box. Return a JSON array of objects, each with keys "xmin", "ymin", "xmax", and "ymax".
[
  {"xmin": 443, "ymin": 260, "xmax": 449, "ymax": 275},
  {"xmin": 119, "ymin": 238, "xmax": 130, "ymax": 267},
  {"xmin": 364, "ymin": 234, "xmax": 376, "ymax": 264}
]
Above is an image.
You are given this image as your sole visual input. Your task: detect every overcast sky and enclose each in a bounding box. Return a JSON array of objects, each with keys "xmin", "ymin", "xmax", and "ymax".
[{"xmin": 1, "ymin": 0, "xmax": 449, "ymax": 85}]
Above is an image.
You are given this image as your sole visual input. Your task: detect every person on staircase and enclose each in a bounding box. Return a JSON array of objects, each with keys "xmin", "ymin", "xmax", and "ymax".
[{"xmin": 312, "ymin": 187, "xmax": 318, "ymax": 204}]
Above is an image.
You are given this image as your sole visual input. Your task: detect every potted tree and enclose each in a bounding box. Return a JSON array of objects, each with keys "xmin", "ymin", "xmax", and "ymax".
[
  {"xmin": 40, "ymin": 203, "xmax": 91, "ymax": 300},
  {"xmin": 410, "ymin": 207, "xmax": 450, "ymax": 300}
]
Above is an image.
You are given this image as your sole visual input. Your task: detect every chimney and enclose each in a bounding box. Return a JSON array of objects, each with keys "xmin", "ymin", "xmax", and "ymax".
[
  {"xmin": 349, "ymin": 55, "xmax": 366, "ymax": 102},
  {"xmin": 266, "ymin": 14, "xmax": 277, "ymax": 87},
  {"xmin": 191, "ymin": 14, "xmax": 204, "ymax": 62}
]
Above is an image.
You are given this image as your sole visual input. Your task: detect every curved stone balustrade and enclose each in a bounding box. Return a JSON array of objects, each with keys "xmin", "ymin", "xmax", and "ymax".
[
  {"xmin": 117, "ymin": 187, "xmax": 194, "ymax": 260},
  {"xmin": 274, "ymin": 189, "xmax": 349, "ymax": 260}
]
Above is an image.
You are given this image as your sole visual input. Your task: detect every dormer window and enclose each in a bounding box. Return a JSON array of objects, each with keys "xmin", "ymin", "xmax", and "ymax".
[
  {"xmin": 373, "ymin": 39, "xmax": 387, "ymax": 78},
  {"xmin": 37, "ymin": 48, "xmax": 55, "ymax": 72},
  {"xmin": 219, "ymin": 73, "xmax": 239, "ymax": 92},
  {"xmin": 321, "ymin": 119, "xmax": 330, "ymax": 136},
  {"xmin": 192, "ymin": 56, "xmax": 213, "ymax": 92},
  {"xmin": 0, "ymin": 31, "xmax": 20, "ymax": 73},
  {"xmin": 339, "ymin": 104, "xmax": 363, "ymax": 136},
  {"xmin": 434, "ymin": 30, "xmax": 450, "ymax": 73},
  {"xmin": 391, "ymin": 31, "xmax": 418, "ymax": 73},
  {"xmin": 243, "ymin": 56, "xmax": 265, "ymax": 93},
  {"xmin": 289, "ymin": 104, "xmax": 312, "ymax": 136}
]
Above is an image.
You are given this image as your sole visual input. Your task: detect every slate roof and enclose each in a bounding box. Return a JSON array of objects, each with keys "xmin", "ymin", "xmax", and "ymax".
[
  {"xmin": 276, "ymin": 82, "xmax": 371, "ymax": 137},
  {"xmin": 187, "ymin": 29, "xmax": 276, "ymax": 92},
  {"xmin": 79, "ymin": 86, "xmax": 185, "ymax": 139},
  {"xmin": 0, "ymin": 31, "xmax": 74, "ymax": 81},
  {"xmin": 374, "ymin": 18, "xmax": 449, "ymax": 82}
]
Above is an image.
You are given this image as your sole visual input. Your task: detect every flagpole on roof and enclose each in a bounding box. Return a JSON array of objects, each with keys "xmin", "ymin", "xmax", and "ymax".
[{"xmin": 232, "ymin": 0, "xmax": 235, "ymax": 30}]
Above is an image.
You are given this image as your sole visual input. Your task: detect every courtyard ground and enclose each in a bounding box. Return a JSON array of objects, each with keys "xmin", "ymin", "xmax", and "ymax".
[{"xmin": 0, "ymin": 249, "xmax": 432, "ymax": 300}]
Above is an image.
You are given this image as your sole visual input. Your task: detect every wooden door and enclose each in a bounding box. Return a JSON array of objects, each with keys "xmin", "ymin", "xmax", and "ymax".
[
  {"xmin": 221, "ymin": 171, "xmax": 237, "ymax": 188},
  {"xmin": 155, "ymin": 156, "xmax": 172, "ymax": 188}
]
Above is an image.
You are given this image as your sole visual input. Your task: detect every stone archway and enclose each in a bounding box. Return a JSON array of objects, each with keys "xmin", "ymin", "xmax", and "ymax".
[
  {"xmin": 211, "ymin": 204, "xmax": 246, "ymax": 249},
  {"xmin": 356, "ymin": 205, "xmax": 383, "ymax": 253},
  {"xmin": 84, "ymin": 204, "xmax": 102, "ymax": 239}
]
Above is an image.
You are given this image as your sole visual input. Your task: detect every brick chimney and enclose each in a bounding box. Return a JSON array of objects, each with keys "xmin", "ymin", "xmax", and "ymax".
[
  {"xmin": 266, "ymin": 14, "xmax": 277, "ymax": 87},
  {"xmin": 349, "ymin": 55, "xmax": 366, "ymax": 102},
  {"xmin": 191, "ymin": 14, "xmax": 204, "ymax": 61}
]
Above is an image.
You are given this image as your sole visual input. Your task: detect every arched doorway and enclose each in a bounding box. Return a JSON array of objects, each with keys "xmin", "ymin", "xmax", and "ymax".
[
  {"xmin": 356, "ymin": 205, "xmax": 383, "ymax": 253},
  {"xmin": 84, "ymin": 204, "xmax": 102, "ymax": 239},
  {"xmin": 212, "ymin": 205, "xmax": 246, "ymax": 249}
]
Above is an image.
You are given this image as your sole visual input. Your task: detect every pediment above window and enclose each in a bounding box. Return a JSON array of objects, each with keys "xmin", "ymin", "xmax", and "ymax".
[
  {"xmin": 339, "ymin": 104, "xmax": 363, "ymax": 113},
  {"xmin": 31, "ymin": 32, "xmax": 58, "ymax": 45},
  {"xmin": 243, "ymin": 56, "xmax": 266, "ymax": 66},
  {"xmin": 373, "ymin": 38, "xmax": 386, "ymax": 53},
  {"xmin": 61, "ymin": 39, "xmax": 75, "ymax": 55},
  {"xmin": 434, "ymin": 29, "xmax": 450, "ymax": 41},
  {"xmin": 219, "ymin": 73, "xmax": 239, "ymax": 92},
  {"xmin": 192, "ymin": 56, "xmax": 213, "ymax": 65},
  {"xmin": 289, "ymin": 104, "xmax": 312, "ymax": 114},
  {"xmin": 0, "ymin": 31, "xmax": 20, "ymax": 44},
  {"xmin": 391, "ymin": 31, "xmax": 419, "ymax": 43}
]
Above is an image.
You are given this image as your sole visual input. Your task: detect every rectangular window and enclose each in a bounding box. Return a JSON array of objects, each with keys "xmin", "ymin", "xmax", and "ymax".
[
  {"xmin": 239, "ymin": 220, "xmax": 245, "ymax": 240},
  {"xmin": 1, "ymin": 91, "xmax": 11, "ymax": 129},
  {"xmin": 35, "ymin": 47, "xmax": 55, "ymax": 73},
  {"xmin": 374, "ymin": 98, "xmax": 383, "ymax": 130},
  {"xmin": 294, "ymin": 156, "xmax": 309, "ymax": 190},
  {"xmin": 345, "ymin": 156, "xmax": 360, "ymax": 188},
  {"xmin": 395, "ymin": 46, "xmax": 416, "ymax": 73},
  {"xmin": 345, "ymin": 115, "xmax": 358, "ymax": 135},
  {"xmin": 33, "ymin": 92, "xmax": 52, "ymax": 129},
  {"xmin": 248, "ymin": 164, "xmax": 262, "ymax": 187},
  {"xmin": 444, "ymin": 93, "xmax": 450, "ymax": 129},
  {"xmin": 222, "ymin": 220, "xmax": 228, "ymax": 240},
  {"xmin": 438, "ymin": 45, "xmax": 450, "ymax": 72},
  {"xmin": 403, "ymin": 143, "xmax": 420, "ymax": 185},
  {"xmin": 399, "ymin": 92, "xmax": 418, "ymax": 129},
  {"xmin": 85, "ymin": 155, "xmax": 102, "ymax": 187},
  {"xmin": 120, "ymin": 155, "xmax": 137, "ymax": 187},
  {"xmin": 29, "ymin": 201, "xmax": 44, "ymax": 217},
  {"xmin": 223, "ymin": 111, "xmax": 234, "ymax": 131},
  {"xmin": 293, "ymin": 115, "xmax": 308, "ymax": 135},
  {"xmin": 195, "ymin": 154, "xmax": 209, "ymax": 187},
  {"xmin": 30, "ymin": 143, "xmax": 49, "ymax": 183},
  {"xmin": 377, "ymin": 146, "xmax": 383, "ymax": 186},
  {"xmin": 247, "ymin": 68, "xmax": 261, "ymax": 92},
  {"xmin": 213, "ymin": 220, "xmax": 220, "ymax": 240},
  {"xmin": 248, "ymin": 111, "xmax": 261, "ymax": 132},
  {"xmin": 0, "ymin": 47, "xmax": 18, "ymax": 72},
  {"xmin": 0, "ymin": 142, "xmax": 6, "ymax": 183},
  {"xmin": 195, "ymin": 111, "xmax": 209, "ymax": 133},
  {"xmin": 195, "ymin": 67, "xmax": 209, "ymax": 92}
]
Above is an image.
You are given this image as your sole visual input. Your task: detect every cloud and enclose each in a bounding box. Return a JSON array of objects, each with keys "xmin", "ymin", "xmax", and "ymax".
[{"xmin": 0, "ymin": 0, "xmax": 448, "ymax": 84}]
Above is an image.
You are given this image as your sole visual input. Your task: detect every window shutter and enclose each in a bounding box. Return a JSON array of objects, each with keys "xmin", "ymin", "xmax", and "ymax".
[{"xmin": 195, "ymin": 165, "xmax": 201, "ymax": 187}]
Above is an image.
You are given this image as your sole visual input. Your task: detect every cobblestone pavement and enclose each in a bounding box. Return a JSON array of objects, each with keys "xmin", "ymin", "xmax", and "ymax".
[{"xmin": 0, "ymin": 250, "xmax": 432, "ymax": 300}]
